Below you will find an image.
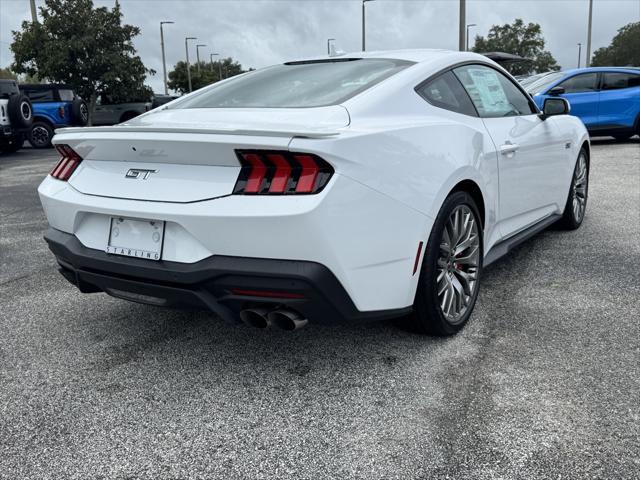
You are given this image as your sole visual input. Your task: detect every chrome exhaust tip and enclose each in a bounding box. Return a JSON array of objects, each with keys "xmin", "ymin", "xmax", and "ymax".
[
  {"xmin": 239, "ymin": 307, "xmax": 272, "ymax": 329},
  {"xmin": 267, "ymin": 309, "xmax": 308, "ymax": 331}
]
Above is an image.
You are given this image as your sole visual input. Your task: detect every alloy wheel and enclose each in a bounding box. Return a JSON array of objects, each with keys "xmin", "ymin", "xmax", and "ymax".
[
  {"xmin": 436, "ymin": 205, "xmax": 480, "ymax": 323},
  {"xmin": 31, "ymin": 126, "xmax": 50, "ymax": 147},
  {"xmin": 572, "ymin": 152, "xmax": 588, "ymax": 222}
]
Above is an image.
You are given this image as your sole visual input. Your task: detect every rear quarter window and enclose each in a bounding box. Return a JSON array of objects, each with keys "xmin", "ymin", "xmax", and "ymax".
[
  {"xmin": 416, "ymin": 71, "xmax": 477, "ymax": 116},
  {"xmin": 58, "ymin": 89, "xmax": 75, "ymax": 101}
]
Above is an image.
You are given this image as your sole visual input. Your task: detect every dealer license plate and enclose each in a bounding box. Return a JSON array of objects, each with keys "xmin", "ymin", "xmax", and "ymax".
[{"xmin": 106, "ymin": 217, "xmax": 165, "ymax": 261}]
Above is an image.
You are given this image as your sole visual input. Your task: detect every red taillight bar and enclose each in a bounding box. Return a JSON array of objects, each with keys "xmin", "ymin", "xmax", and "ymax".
[
  {"xmin": 50, "ymin": 144, "xmax": 82, "ymax": 181},
  {"xmin": 230, "ymin": 288, "xmax": 306, "ymax": 299},
  {"xmin": 233, "ymin": 150, "xmax": 333, "ymax": 195},
  {"xmin": 243, "ymin": 153, "xmax": 268, "ymax": 193}
]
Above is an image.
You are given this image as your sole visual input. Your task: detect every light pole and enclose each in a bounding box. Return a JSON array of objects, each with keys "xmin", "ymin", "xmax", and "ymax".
[
  {"xmin": 327, "ymin": 38, "xmax": 335, "ymax": 55},
  {"xmin": 577, "ymin": 43, "xmax": 582, "ymax": 68},
  {"xmin": 185, "ymin": 36, "xmax": 196, "ymax": 93},
  {"xmin": 585, "ymin": 0, "xmax": 593, "ymax": 67},
  {"xmin": 30, "ymin": 0, "xmax": 37, "ymax": 22},
  {"xmin": 459, "ymin": 0, "xmax": 466, "ymax": 51},
  {"xmin": 160, "ymin": 21, "xmax": 174, "ymax": 95},
  {"xmin": 362, "ymin": 0, "xmax": 374, "ymax": 51},
  {"xmin": 465, "ymin": 23, "xmax": 476, "ymax": 51},
  {"xmin": 210, "ymin": 53, "xmax": 223, "ymax": 80},
  {"xmin": 196, "ymin": 44, "xmax": 207, "ymax": 74}
]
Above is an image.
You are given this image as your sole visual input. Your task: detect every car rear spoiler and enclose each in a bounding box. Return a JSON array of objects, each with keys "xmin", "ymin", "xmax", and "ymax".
[{"xmin": 54, "ymin": 125, "xmax": 340, "ymax": 139}]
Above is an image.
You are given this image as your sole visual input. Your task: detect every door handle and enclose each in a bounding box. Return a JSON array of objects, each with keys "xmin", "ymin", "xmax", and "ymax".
[{"xmin": 500, "ymin": 143, "xmax": 520, "ymax": 155}]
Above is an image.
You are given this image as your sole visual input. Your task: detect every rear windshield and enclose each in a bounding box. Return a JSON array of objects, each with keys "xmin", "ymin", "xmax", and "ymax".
[
  {"xmin": 172, "ymin": 58, "xmax": 414, "ymax": 109},
  {"xmin": 527, "ymin": 72, "xmax": 564, "ymax": 95}
]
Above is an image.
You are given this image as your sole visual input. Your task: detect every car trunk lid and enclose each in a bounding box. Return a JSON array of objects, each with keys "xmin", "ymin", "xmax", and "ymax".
[{"xmin": 55, "ymin": 106, "xmax": 348, "ymax": 203}]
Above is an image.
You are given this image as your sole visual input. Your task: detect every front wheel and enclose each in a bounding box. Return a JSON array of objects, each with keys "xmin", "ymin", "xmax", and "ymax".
[
  {"xmin": 410, "ymin": 191, "xmax": 483, "ymax": 336},
  {"xmin": 556, "ymin": 148, "xmax": 589, "ymax": 230}
]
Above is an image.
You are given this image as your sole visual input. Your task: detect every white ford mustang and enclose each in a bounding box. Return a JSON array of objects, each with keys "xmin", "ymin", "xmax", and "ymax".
[{"xmin": 38, "ymin": 49, "xmax": 589, "ymax": 335}]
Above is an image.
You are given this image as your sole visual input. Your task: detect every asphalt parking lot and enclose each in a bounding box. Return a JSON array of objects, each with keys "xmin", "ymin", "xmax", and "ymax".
[{"xmin": 1, "ymin": 139, "xmax": 639, "ymax": 479}]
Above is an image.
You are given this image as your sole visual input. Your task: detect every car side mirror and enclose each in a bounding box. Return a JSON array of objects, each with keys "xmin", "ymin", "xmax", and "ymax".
[
  {"xmin": 548, "ymin": 86, "xmax": 565, "ymax": 96},
  {"xmin": 541, "ymin": 97, "xmax": 571, "ymax": 120}
]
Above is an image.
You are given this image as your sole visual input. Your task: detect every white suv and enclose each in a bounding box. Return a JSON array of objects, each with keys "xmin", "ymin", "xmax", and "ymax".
[{"xmin": 0, "ymin": 79, "xmax": 33, "ymax": 153}]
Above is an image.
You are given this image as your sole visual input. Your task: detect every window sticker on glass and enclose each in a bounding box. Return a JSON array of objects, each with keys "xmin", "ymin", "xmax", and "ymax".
[{"xmin": 465, "ymin": 68, "xmax": 509, "ymax": 115}]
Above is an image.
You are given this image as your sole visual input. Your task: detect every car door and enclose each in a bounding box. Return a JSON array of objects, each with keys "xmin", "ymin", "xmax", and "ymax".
[
  {"xmin": 552, "ymin": 72, "xmax": 600, "ymax": 129},
  {"xmin": 597, "ymin": 71, "xmax": 640, "ymax": 131},
  {"xmin": 453, "ymin": 64, "xmax": 568, "ymax": 238}
]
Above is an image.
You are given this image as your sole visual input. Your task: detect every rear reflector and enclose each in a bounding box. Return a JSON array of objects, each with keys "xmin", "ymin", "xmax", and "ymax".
[
  {"xmin": 233, "ymin": 150, "xmax": 333, "ymax": 195},
  {"xmin": 230, "ymin": 288, "xmax": 306, "ymax": 299},
  {"xmin": 50, "ymin": 144, "xmax": 82, "ymax": 181},
  {"xmin": 413, "ymin": 241, "xmax": 424, "ymax": 275}
]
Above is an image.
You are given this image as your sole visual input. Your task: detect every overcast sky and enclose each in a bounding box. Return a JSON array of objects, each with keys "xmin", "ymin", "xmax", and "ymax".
[{"xmin": 1, "ymin": 0, "xmax": 639, "ymax": 93}]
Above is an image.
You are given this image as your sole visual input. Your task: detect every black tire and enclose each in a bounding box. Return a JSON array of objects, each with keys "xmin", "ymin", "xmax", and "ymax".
[
  {"xmin": 28, "ymin": 121, "xmax": 54, "ymax": 149},
  {"xmin": 556, "ymin": 147, "xmax": 589, "ymax": 230},
  {"xmin": 410, "ymin": 191, "xmax": 483, "ymax": 336},
  {"xmin": 7, "ymin": 94, "xmax": 33, "ymax": 129},
  {"xmin": 0, "ymin": 133, "xmax": 24, "ymax": 153},
  {"xmin": 71, "ymin": 98, "xmax": 89, "ymax": 126}
]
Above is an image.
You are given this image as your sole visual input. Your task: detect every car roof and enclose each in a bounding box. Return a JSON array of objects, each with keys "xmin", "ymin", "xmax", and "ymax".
[
  {"xmin": 20, "ymin": 83, "xmax": 72, "ymax": 90},
  {"xmin": 561, "ymin": 67, "xmax": 640, "ymax": 75},
  {"xmin": 285, "ymin": 48, "xmax": 486, "ymax": 65}
]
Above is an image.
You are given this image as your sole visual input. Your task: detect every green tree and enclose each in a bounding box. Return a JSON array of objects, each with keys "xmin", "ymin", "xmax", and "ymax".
[
  {"xmin": 472, "ymin": 19, "xmax": 560, "ymax": 75},
  {"xmin": 0, "ymin": 67, "xmax": 17, "ymax": 80},
  {"xmin": 591, "ymin": 22, "xmax": 640, "ymax": 67},
  {"xmin": 10, "ymin": 0, "xmax": 154, "ymax": 124},
  {"xmin": 168, "ymin": 58, "xmax": 247, "ymax": 94}
]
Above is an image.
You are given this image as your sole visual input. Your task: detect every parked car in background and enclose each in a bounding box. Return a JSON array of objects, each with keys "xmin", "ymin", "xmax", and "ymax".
[
  {"xmin": 518, "ymin": 71, "xmax": 554, "ymax": 88},
  {"xmin": 151, "ymin": 94, "xmax": 179, "ymax": 109},
  {"xmin": 0, "ymin": 79, "xmax": 33, "ymax": 153},
  {"xmin": 92, "ymin": 95, "xmax": 152, "ymax": 125},
  {"xmin": 527, "ymin": 67, "xmax": 640, "ymax": 140},
  {"xmin": 20, "ymin": 84, "xmax": 88, "ymax": 148}
]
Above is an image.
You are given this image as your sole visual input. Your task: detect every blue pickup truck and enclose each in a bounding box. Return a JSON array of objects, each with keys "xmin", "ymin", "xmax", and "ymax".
[{"xmin": 20, "ymin": 84, "xmax": 88, "ymax": 148}]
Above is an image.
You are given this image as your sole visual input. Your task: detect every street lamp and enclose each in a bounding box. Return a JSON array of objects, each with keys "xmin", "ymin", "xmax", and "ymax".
[
  {"xmin": 327, "ymin": 38, "xmax": 335, "ymax": 55},
  {"xmin": 577, "ymin": 43, "xmax": 582, "ymax": 68},
  {"xmin": 196, "ymin": 44, "xmax": 207, "ymax": 74},
  {"xmin": 210, "ymin": 53, "xmax": 223, "ymax": 80},
  {"xmin": 362, "ymin": 0, "xmax": 374, "ymax": 51},
  {"xmin": 185, "ymin": 36, "xmax": 197, "ymax": 93},
  {"xmin": 160, "ymin": 21, "xmax": 174, "ymax": 95},
  {"xmin": 465, "ymin": 23, "xmax": 476, "ymax": 52}
]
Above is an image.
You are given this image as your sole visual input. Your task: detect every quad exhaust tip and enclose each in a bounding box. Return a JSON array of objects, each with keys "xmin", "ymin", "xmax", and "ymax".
[
  {"xmin": 239, "ymin": 307, "xmax": 272, "ymax": 329},
  {"xmin": 239, "ymin": 307, "xmax": 308, "ymax": 331},
  {"xmin": 267, "ymin": 309, "xmax": 308, "ymax": 331}
]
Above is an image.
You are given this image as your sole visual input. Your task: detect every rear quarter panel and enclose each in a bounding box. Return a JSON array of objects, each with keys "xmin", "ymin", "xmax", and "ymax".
[
  {"xmin": 32, "ymin": 101, "xmax": 70, "ymax": 127},
  {"xmin": 291, "ymin": 106, "xmax": 501, "ymax": 255}
]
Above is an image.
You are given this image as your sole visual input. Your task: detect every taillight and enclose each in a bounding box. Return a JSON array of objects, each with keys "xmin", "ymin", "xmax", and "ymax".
[
  {"xmin": 233, "ymin": 150, "xmax": 333, "ymax": 195},
  {"xmin": 50, "ymin": 144, "xmax": 82, "ymax": 181}
]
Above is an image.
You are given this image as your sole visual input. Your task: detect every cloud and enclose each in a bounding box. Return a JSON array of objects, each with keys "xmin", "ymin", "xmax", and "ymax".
[{"xmin": 1, "ymin": 0, "xmax": 638, "ymax": 93}]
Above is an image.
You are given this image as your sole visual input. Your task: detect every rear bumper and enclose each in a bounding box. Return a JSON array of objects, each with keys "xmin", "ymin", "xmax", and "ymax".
[{"xmin": 45, "ymin": 228, "xmax": 412, "ymax": 325}]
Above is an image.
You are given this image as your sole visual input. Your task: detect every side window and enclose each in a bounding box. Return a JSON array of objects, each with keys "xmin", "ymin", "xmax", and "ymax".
[
  {"xmin": 58, "ymin": 89, "xmax": 75, "ymax": 102},
  {"xmin": 602, "ymin": 72, "xmax": 640, "ymax": 90},
  {"xmin": 416, "ymin": 71, "xmax": 476, "ymax": 116},
  {"xmin": 557, "ymin": 73, "xmax": 599, "ymax": 93},
  {"xmin": 24, "ymin": 89, "xmax": 55, "ymax": 102},
  {"xmin": 453, "ymin": 64, "xmax": 535, "ymax": 118}
]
